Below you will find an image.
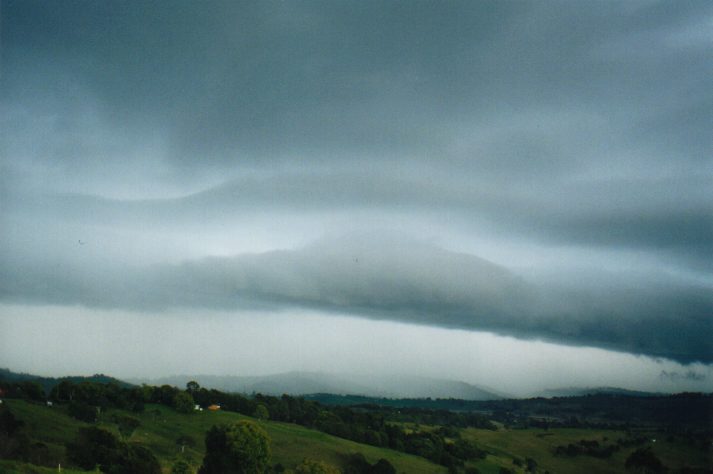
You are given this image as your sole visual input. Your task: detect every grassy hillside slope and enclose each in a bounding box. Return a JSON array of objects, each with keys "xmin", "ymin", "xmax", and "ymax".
[
  {"xmin": 3, "ymin": 398, "xmax": 710, "ymax": 473},
  {"xmin": 4, "ymin": 399, "xmax": 446, "ymax": 473}
]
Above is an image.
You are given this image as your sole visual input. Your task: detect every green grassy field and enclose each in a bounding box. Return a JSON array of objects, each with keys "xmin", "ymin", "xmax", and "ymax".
[
  {"xmin": 460, "ymin": 426, "xmax": 711, "ymax": 474},
  {"xmin": 4, "ymin": 400, "xmax": 710, "ymax": 473},
  {"xmin": 4, "ymin": 400, "xmax": 446, "ymax": 473}
]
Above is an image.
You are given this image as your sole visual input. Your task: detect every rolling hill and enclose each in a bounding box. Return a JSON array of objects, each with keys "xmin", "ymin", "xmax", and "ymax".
[
  {"xmin": 1, "ymin": 399, "xmax": 446, "ymax": 473},
  {"xmin": 132, "ymin": 371, "xmax": 506, "ymax": 400},
  {"xmin": 0, "ymin": 368, "xmax": 133, "ymax": 394}
]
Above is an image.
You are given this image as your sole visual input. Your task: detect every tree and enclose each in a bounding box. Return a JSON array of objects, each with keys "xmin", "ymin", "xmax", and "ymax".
[
  {"xmin": 199, "ymin": 421, "xmax": 271, "ymax": 474},
  {"xmin": 253, "ymin": 404, "xmax": 270, "ymax": 420},
  {"xmin": 372, "ymin": 458, "xmax": 397, "ymax": 474},
  {"xmin": 344, "ymin": 453, "xmax": 396, "ymax": 474},
  {"xmin": 174, "ymin": 391, "xmax": 195, "ymax": 414},
  {"xmin": 66, "ymin": 426, "xmax": 121, "ymax": 470},
  {"xmin": 68, "ymin": 401, "xmax": 98, "ymax": 422},
  {"xmin": 118, "ymin": 415, "xmax": 141, "ymax": 440},
  {"xmin": 187, "ymin": 381, "xmax": 201, "ymax": 393},
  {"xmin": 19, "ymin": 381, "xmax": 45, "ymax": 401},
  {"xmin": 119, "ymin": 444, "xmax": 162, "ymax": 474},
  {"xmin": 625, "ymin": 447, "xmax": 665, "ymax": 473},
  {"xmin": 52, "ymin": 380, "xmax": 76, "ymax": 402},
  {"xmin": 157, "ymin": 384, "xmax": 179, "ymax": 405},
  {"xmin": 172, "ymin": 459, "xmax": 194, "ymax": 474},
  {"xmin": 66, "ymin": 426, "xmax": 160, "ymax": 474},
  {"xmin": 344, "ymin": 453, "xmax": 371, "ymax": 473},
  {"xmin": 28, "ymin": 441, "xmax": 50, "ymax": 466},
  {"xmin": 0, "ymin": 406, "xmax": 23, "ymax": 437},
  {"xmin": 294, "ymin": 458, "xmax": 341, "ymax": 474},
  {"xmin": 0, "ymin": 406, "xmax": 29, "ymax": 461}
]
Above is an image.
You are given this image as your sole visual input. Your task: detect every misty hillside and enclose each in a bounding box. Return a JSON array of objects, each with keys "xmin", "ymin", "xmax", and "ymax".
[
  {"xmin": 535, "ymin": 387, "xmax": 661, "ymax": 398},
  {"xmin": 131, "ymin": 371, "xmax": 506, "ymax": 400},
  {"xmin": 0, "ymin": 368, "xmax": 133, "ymax": 394}
]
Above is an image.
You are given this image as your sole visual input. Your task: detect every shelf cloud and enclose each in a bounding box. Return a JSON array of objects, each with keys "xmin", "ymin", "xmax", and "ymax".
[
  {"xmin": 1, "ymin": 234, "xmax": 710, "ymax": 363},
  {"xmin": 1, "ymin": 1, "xmax": 711, "ymax": 382}
]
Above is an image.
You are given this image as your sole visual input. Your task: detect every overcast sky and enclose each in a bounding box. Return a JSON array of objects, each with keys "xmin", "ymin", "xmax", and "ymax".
[{"xmin": 1, "ymin": 0, "xmax": 712, "ymax": 395}]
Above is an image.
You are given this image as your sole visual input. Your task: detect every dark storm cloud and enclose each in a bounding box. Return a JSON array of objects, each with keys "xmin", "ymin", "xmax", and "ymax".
[
  {"xmin": 1, "ymin": 1, "xmax": 516, "ymax": 163},
  {"xmin": 0, "ymin": 235, "xmax": 710, "ymax": 363},
  {"xmin": 5, "ymin": 172, "xmax": 711, "ymax": 268},
  {"xmin": 3, "ymin": 1, "xmax": 711, "ymax": 168},
  {"xmin": 1, "ymin": 1, "xmax": 712, "ymax": 365}
]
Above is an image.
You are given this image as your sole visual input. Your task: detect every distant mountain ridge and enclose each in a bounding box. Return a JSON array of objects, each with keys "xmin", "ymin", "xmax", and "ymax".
[
  {"xmin": 0, "ymin": 368, "xmax": 133, "ymax": 394},
  {"xmin": 130, "ymin": 371, "xmax": 507, "ymax": 401},
  {"xmin": 2, "ymin": 367, "xmax": 669, "ymax": 401},
  {"xmin": 534, "ymin": 386, "xmax": 661, "ymax": 398}
]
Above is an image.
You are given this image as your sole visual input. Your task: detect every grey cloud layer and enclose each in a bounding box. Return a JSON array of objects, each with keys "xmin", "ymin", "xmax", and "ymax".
[
  {"xmin": 6, "ymin": 171, "xmax": 711, "ymax": 270},
  {"xmin": 1, "ymin": 1, "xmax": 712, "ymax": 367},
  {"xmin": 3, "ymin": 1, "xmax": 711, "ymax": 169},
  {"xmin": 1, "ymin": 236, "xmax": 710, "ymax": 363}
]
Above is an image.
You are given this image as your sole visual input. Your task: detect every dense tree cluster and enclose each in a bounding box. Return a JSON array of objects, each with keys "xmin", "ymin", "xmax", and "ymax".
[
  {"xmin": 0, "ymin": 380, "xmax": 45, "ymax": 401},
  {"xmin": 112, "ymin": 413, "xmax": 141, "ymax": 439},
  {"xmin": 66, "ymin": 426, "xmax": 161, "ymax": 473},
  {"xmin": 343, "ymin": 453, "xmax": 396, "ymax": 474},
  {"xmin": 199, "ymin": 421, "xmax": 271, "ymax": 474},
  {"xmin": 174, "ymin": 391, "xmax": 196, "ymax": 414},
  {"xmin": 171, "ymin": 459, "xmax": 194, "ymax": 474},
  {"xmin": 553, "ymin": 438, "xmax": 620, "ymax": 458},
  {"xmin": 382, "ymin": 406, "xmax": 498, "ymax": 430},
  {"xmin": 310, "ymin": 393, "xmax": 713, "ymax": 433},
  {"xmin": 307, "ymin": 395, "xmax": 498, "ymax": 430},
  {"xmin": 0, "ymin": 405, "xmax": 30, "ymax": 461},
  {"xmin": 624, "ymin": 447, "xmax": 666, "ymax": 473},
  {"xmin": 0, "ymin": 404, "xmax": 57, "ymax": 466},
  {"xmin": 51, "ymin": 379, "xmax": 147, "ymax": 412},
  {"xmin": 483, "ymin": 393, "xmax": 713, "ymax": 430},
  {"xmin": 552, "ymin": 436, "xmax": 661, "ymax": 461},
  {"xmin": 295, "ymin": 458, "xmax": 342, "ymax": 474},
  {"xmin": 67, "ymin": 400, "xmax": 98, "ymax": 422}
]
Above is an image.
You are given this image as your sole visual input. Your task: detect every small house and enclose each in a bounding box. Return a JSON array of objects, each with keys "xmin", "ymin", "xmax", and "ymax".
[{"xmin": 208, "ymin": 404, "xmax": 221, "ymax": 411}]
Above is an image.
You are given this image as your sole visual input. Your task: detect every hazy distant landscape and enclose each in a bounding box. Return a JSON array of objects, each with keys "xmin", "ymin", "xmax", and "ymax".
[
  {"xmin": 2, "ymin": 0, "xmax": 712, "ymax": 472},
  {"xmin": 1, "ymin": 368, "xmax": 712, "ymax": 473},
  {"xmin": 130, "ymin": 372, "xmax": 508, "ymax": 401}
]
